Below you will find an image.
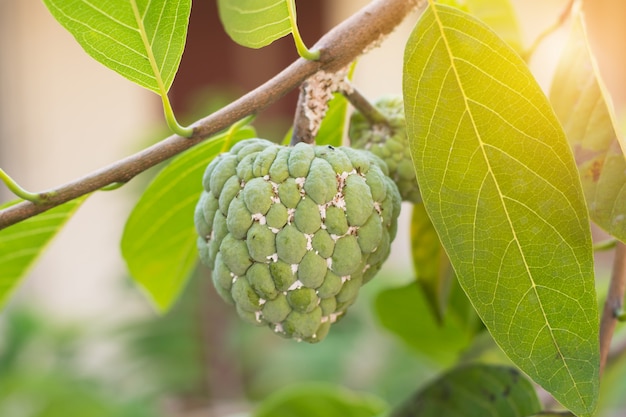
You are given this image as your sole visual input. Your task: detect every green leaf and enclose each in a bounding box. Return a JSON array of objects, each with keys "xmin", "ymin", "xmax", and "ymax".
[
  {"xmin": 0, "ymin": 198, "xmax": 86, "ymax": 308},
  {"xmin": 253, "ymin": 382, "xmax": 387, "ymax": 417},
  {"xmin": 410, "ymin": 203, "xmax": 454, "ymax": 321},
  {"xmin": 436, "ymin": 0, "xmax": 523, "ymax": 53},
  {"xmin": 217, "ymin": 0, "xmax": 318, "ymax": 60},
  {"xmin": 42, "ymin": 0, "xmax": 191, "ymax": 94},
  {"xmin": 121, "ymin": 126, "xmax": 256, "ymax": 312},
  {"xmin": 390, "ymin": 364, "xmax": 541, "ymax": 417},
  {"xmin": 375, "ymin": 283, "xmax": 475, "ymax": 365},
  {"xmin": 550, "ymin": 14, "xmax": 626, "ymax": 242},
  {"xmin": 403, "ymin": 4, "xmax": 599, "ymax": 415},
  {"xmin": 316, "ymin": 94, "xmax": 349, "ymax": 147},
  {"xmin": 217, "ymin": 0, "xmax": 291, "ymax": 49}
]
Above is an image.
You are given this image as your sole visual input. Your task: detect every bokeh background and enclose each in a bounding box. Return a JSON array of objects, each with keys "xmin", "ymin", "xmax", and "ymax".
[{"xmin": 0, "ymin": 1, "xmax": 625, "ymax": 416}]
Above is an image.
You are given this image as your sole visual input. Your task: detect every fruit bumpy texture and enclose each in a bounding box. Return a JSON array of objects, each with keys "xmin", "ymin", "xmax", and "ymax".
[
  {"xmin": 349, "ymin": 96, "xmax": 421, "ymax": 203},
  {"xmin": 195, "ymin": 139, "xmax": 401, "ymax": 342}
]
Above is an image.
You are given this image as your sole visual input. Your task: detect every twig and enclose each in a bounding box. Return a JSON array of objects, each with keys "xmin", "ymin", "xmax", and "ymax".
[
  {"xmin": 599, "ymin": 241, "xmax": 626, "ymax": 376},
  {"xmin": 291, "ymin": 86, "xmax": 314, "ymax": 145},
  {"xmin": 0, "ymin": 0, "xmax": 427, "ymax": 230},
  {"xmin": 341, "ymin": 85, "xmax": 389, "ymax": 126},
  {"xmin": 522, "ymin": 0, "xmax": 576, "ymax": 60}
]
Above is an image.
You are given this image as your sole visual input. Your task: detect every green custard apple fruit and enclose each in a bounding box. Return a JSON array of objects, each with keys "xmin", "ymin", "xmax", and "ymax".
[
  {"xmin": 349, "ymin": 96, "xmax": 421, "ymax": 203},
  {"xmin": 195, "ymin": 139, "xmax": 401, "ymax": 342}
]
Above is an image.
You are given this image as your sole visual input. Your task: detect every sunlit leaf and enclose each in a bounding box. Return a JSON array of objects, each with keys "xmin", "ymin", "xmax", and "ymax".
[
  {"xmin": 390, "ymin": 364, "xmax": 541, "ymax": 417},
  {"xmin": 410, "ymin": 203, "xmax": 454, "ymax": 321},
  {"xmin": 437, "ymin": 0, "xmax": 523, "ymax": 53},
  {"xmin": 42, "ymin": 0, "xmax": 191, "ymax": 94},
  {"xmin": 0, "ymin": 198, "xmax": 86, "ymax": 308},
  {"xmin": 253, "ymin": 382, "xmax": 387, "ymax": 417},
  {"xmin": 121, "ymin": 126, "xmax": 256, "ymax": 312},
  {"xmin": 403, "ymin": 4, "xmax": 599, "ymax": 415},
  {"xmin": 375, "ymin": 283, "xmax": 475, "ymax": 365},
  {"xmin": 550, "ymin": 14, "xmax": 626, "ymax": 242},
  {"xmin": 217, "ymin": 0, "xmax": 291, "ymax": 49}
]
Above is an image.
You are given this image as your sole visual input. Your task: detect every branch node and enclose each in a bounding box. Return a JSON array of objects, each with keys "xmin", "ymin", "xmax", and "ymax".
[{"xmin": 291, "ymin": 67, "xmax": 351, "ymax": 146}]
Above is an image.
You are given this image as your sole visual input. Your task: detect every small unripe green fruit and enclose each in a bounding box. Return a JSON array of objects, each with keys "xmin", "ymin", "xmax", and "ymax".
[{"xmin": 349, "ymin": 96, "xmax": 421, "ymax": 203}]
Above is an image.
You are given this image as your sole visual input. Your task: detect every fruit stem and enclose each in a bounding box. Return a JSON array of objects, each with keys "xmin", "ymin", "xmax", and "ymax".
[
  {"xmin": 287, "ymin": 0, "xmax": 320, "ymax": 61},
  {"xmin": 162, "ymin": 93, "xmax": 194, "ymax": 138},
  {"xmin": 342, "ymin": 86, "xmax": 390, "ymax": 126},
  {"xmin": 0, "ymin": 168, "xmax": 55, "ymax": 204}
]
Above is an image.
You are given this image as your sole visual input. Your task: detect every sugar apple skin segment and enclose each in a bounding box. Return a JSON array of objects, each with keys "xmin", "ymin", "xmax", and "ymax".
[{"xmin": 349, "ymin": 96, "xmax": 421, "ymax": 203}]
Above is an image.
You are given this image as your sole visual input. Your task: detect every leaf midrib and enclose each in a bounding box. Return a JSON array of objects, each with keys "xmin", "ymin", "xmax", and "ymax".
[
  {"xmin": 130, "ymin": 0, "xmax": 168, "ymax": 96},
  {"xmin": 429, "ymin": 2, "xmax": 584, "ymax": 404}
]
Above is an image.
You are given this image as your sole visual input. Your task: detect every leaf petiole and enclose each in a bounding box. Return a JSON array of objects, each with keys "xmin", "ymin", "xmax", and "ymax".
[
  {"xmin": 286, "ymin": 0, "xmax": 320, "ymax": 61},
  {"xmin": 221, "ymin": 115, "xmax": 257, "ymax": 152},
  {"xmin": 99, "ymin": 182, "xmax": 126, "ymax": 192},
  {"xmin": 128, "ymin": 0, "xmax": 193, "ymax": 138},
  {"xmin": 0, "ymin": 168, "xmax": 54, "ymax": 204},
  {"xmin": 161, "ymin": 93, "xmax": 194, "ymax": 138}
]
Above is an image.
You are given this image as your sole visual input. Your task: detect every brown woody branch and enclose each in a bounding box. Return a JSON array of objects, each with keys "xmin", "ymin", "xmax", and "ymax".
[{"xmin": 0, "ymin": 0, "xmax": 426, "ymax": 230}]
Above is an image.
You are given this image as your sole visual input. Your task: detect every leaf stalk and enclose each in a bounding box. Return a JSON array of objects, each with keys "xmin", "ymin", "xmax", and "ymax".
[
  {"xmin": 0, "ymin": 168, "xmax": 54, "ymax": 204},
  {"xmin": 287, "ymin": 0, "xmax": 320, "ymax": 61}
]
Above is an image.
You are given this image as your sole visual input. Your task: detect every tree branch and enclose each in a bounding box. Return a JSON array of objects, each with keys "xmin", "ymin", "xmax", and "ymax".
[
  {"xmin": 0, "ymin": 0, "xmax": 426, "ymax": 230},
  {"xmin": 599, "ymin": 241, "xmax": 626, "ymax": 376}
]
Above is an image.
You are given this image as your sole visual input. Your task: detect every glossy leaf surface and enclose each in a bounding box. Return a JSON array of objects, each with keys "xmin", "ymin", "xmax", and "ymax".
[
  {"xmin": 0, "ymin": 198, "xmax": 86, "ymax": 308},
  {"xmin": 390, "ymin": 364, "xmax": 541, "ymax": 417},
  {"xmin": 403, "ymin": 4, "xmax": 599, "ymax": 415},
  {"xmin": 121, "ymin": 126, "xmax": 256, "ymax": 312},
  {"xmin": 43, "ymin": 0, "xmax": 191, "ymax": 94},
  {"xmin": 550, "ymin": 14, "xmax": 626, "ymax": 242}
]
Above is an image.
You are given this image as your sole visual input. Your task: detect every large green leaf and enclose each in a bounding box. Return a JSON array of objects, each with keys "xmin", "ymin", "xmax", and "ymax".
[
  {"xmin": 253, "ymin": 382, "xmax": 387, "ymax": 417},
  {"xmin": 375, "ymin": 283, "xmax": 476, "ymax": 365},
  {"xmin": 121, "ymin": 126, "xmax": 256, "ymax": 312},
  {"xmin": 0, "ymin": 198, "xmax": 86, "ymax": 308},
  {"xmin": 550, "ymin": 14, "xmax": 626, "ymax": 242},
  {"xmin": 217, "ymin": 0, "xmax": 291, "ymax": 49},
  {"xmin": 42, "ymin": 0, "xmax": 191, "ymax": 94},
  {"xmin": 403, "ymin": 4, "xmax": 598, "ymax": 416},
  {"xmin": 390, "ymin": 364, "xmax": 541, "ymax": 417}
]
